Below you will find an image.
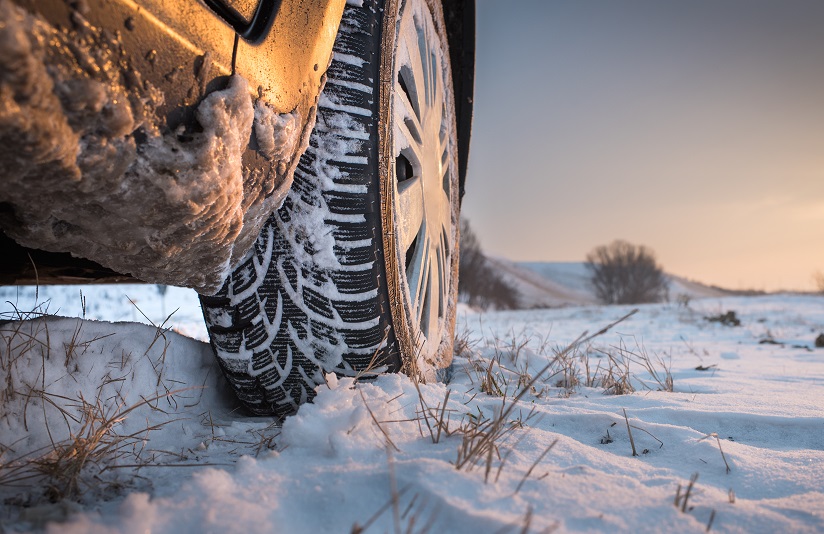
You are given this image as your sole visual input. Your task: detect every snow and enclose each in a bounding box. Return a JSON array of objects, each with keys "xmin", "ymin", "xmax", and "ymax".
[
  {"xmin": 253, "ymin": 102, "xmax": 300, "ymax": 164},
  {"xmin": 0, "ymin": 285, "xmax": 208, "ymax": 341},
  {"xmin": 492, "ymin": 259, "xmax": 599, "ymax": 308},
  {"xmin": 1, "ymin": 286, "xmax": 823, "ymax": 532},
  {"xmin": 495, "ymin": 261, "xmax": 733, "ymax": 308}
]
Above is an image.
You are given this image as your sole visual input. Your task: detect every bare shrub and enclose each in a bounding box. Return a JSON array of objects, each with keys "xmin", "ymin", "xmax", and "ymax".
[
  {"xmin": 458, "ymin": 219, "xmax": 518, "ymax": 310},
  {"xmin": 705, "ymin": 310, "xmax": 740, "ymax": 327},
  {"xmin": 813, "ymin": 271, "xmax": 824, "ymax": 293},
  {"xmin": 585, "ymin": 240, "xmax": 668, "ymax": 304}
]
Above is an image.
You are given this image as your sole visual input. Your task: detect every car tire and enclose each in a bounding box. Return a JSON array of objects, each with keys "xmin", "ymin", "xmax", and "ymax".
[{"xmin": 200, "ymin": 0, "xmax": 461, "ymax": 418}]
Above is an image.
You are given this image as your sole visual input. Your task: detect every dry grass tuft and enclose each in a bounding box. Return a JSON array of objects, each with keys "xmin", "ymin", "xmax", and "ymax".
[
  {"xmin": 453, "ymin": 323, "xmax": 481, "ymax": 361},
  {"xmin": 0, "ymin": 388, "xmax": 180, "ymax": 501},
  {"xmin": 674, "ymin": 472, "xmax": 699, "ymax": 512},
  {"xmin": 0, "ymin": 296, "xmax": 196, "ymax": 505},
  {"xmin": 458, "ymin": 308, "xmax": 675, "ymax": 401},
  {"xmin": 452, "ymin": 310, "xmax": 638, "ymax": 478}
]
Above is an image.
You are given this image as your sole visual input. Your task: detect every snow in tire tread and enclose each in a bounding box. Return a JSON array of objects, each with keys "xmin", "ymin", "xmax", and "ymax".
[{"xmin": 200, "ymin": 0, "xmax": 399, "ymax": 418}]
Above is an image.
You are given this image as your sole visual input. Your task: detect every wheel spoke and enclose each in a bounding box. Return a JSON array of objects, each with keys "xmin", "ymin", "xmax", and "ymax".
[
  {"xmin": 424, "ymin": 245, "xmax": 440, "ymax": 337},
  {"xmin": 416, "ymin": 25, "xmax": 432, "ymax": 107},
  {"xmin": 396, "ymin": 177, "xmax": 424, "ymax": 253},
  {"xmin": 401, "ymin": 33, "xmax": 426, "ymax": 116},
  {"xmin": 398, "ymin": 102, "xmax": 423, "ymax": 146},
  {"xmin": 409, "ymin": 232, "xmax": 430, "ymax": 324},
  {"xmin": 438, "ymin": 226, "xmax": 449, "ymax": 313},
  {"xmin": 421, "ymin": 227, "xmax": 449, "ymax": 337},
  {"xmin": 400, "ymin": 107, "xmax": 424, "ymax": 147},
  {"xmin": 432, "ymin": 53, "xmax": 444, "ymax": 118},
  {"xmin": 394, "ymin": 105, "xmax": 425, "ymax": 164}
]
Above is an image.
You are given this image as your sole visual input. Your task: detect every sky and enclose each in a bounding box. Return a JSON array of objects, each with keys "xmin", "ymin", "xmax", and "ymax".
[{"xmin": 461, "ymin": 0, "xmax": 824, "ymax": 291}]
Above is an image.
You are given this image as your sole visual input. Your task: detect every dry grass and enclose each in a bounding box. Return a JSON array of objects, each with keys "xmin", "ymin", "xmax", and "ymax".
[
  {"xmin": 453, "ymin": 322, "xmax": 481, "ymax": 361},
  {"xmin": 599, "ymin": 349, "xmax": 635, "ymax": 395},
  {"xmin": 454, "ymin": 399, "xmax": 539, "ymax": 479},
  {"xmin": 699, "ymin": 432, "xmax": 732, "ymax": 474},
  {"xmin": 457, "ymin": 309, "xmax": 674, "ymax": 401},
  {"xmin": 395, "ymin": 307, "xmax": 687, "ymax": 503},
  {"xmin": 674, "ymin": 473, "xmax": 718, "ymax": 532},
  {"xmin": 552, "ymin": 344, "xmax": 581, "ymax": 391},
  {"xmin": 351, "ymin": 445, "xmax": 440, "ymax": 534},
  {"xmin": 346, "ymin": 310, "xmax": 646, "ymax": 529},
  {"xmin": 674, "ymin": 472, "xmax": 700, "ymax": 512},
  {"xmin": 514, "ymin": 440, "xmax": 557, "ymax": 494},
  {"xmin": 0, "ymin": 298, "xmax": 196, "ymax": 505},
  {"xmin": 451, "ymin": 311, "xmax": 639, "ymax": 477},
  {"xmin": 0, "ymin": 389, "xmax": 179, "ymax": 501},
  {"xmin": 623, "ymin": 408, "xmax": 638, "ymax": 457},
  {"xmin": 479, "ymin": 356, "xmax": 507, "ymax": 397},
  {"xmin": 618, "ymin": 338, "xmax": 673, "ymax": 392}
]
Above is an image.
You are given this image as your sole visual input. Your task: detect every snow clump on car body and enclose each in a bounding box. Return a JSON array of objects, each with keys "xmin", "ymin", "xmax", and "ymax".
[{"xmin": 0, "ymin": 0, "xmax": 311, "ymax": 294}]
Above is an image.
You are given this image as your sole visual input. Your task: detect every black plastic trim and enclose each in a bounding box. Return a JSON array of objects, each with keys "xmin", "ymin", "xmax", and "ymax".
[
  {"xmin": 202, "ymin": 0, "xmax": 281, "ymax": 43},
  {"xmin": 442, "ymin": 0, "xmax": 475, "ymax": 203}
]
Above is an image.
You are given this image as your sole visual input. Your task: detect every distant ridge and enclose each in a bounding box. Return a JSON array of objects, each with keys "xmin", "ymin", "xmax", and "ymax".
[{"xmin": 487, "ymin": 259, "xmax": 732, "ymax": 308}]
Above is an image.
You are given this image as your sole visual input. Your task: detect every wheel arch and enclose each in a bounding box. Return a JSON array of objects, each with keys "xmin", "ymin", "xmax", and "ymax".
[{"xmin": 0, "ymin": 0, "xmax": 347, "ymax": 289}]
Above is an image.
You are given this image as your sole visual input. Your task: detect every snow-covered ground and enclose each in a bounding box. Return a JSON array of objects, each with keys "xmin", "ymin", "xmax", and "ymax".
[
  {"xmin": 0, "ymin": 284, "xmax": 209, "ymax": 341},
  {"xmin": 1, "ymin": 287, "xmax": 823, "ymax": 532}
]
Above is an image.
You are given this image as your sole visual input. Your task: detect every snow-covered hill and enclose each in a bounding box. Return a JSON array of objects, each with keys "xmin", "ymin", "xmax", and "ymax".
[
  {"xmin": 490, "ymin": 260, "xmax": 731, "ymax": 308},
  {"xmin": 487, "ymin": 259, "xmax": 598, "ymax": 308}
]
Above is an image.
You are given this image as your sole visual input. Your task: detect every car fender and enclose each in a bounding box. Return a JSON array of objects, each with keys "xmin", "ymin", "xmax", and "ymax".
[{"xmin": 0, "ymin": 0, "xmax": 345, "ymax": 292}]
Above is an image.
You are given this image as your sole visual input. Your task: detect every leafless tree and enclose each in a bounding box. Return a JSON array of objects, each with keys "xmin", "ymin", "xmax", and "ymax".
[
  {"xmin": 586, "ymin": 240, "xmax": 668, "ymax": 304},
  {"xmin": 813, "ymin": 271, "xmax": 824, "ymax": 294},
  {"xmin": 458, "ymin": 219, "xmax": 518, "ymax": 310}
]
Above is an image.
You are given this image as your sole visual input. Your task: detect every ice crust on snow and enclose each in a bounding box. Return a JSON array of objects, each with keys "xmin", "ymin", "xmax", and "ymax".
[{"xmin": 0, "ymin": 1, "xmax": 310, "ymax": 294}]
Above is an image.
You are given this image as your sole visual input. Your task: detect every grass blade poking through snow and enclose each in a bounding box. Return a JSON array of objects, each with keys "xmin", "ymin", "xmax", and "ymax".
[
  {"xmin": 514, "ymin": 439, "xmax": 558, "ymax": 494},
  {"xmin": 623, "ymin": 408, "xmax": 638, "ymax": 457},
  {"xmin": 674, "ymin": 473, "xmax": 700, "ymax": 512},
  {"xmin": 699, "ymin": 432, "xmax": 732, "ymax": 474},
  {"xmin": 456, "ymin": 310, "xmax": 638, "ymax": 472}
]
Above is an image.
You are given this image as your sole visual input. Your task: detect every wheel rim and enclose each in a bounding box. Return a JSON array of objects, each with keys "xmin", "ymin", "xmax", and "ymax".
[{"xmin": 390, "ymin": 0, "xmax": 456, "ymax": 363}]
